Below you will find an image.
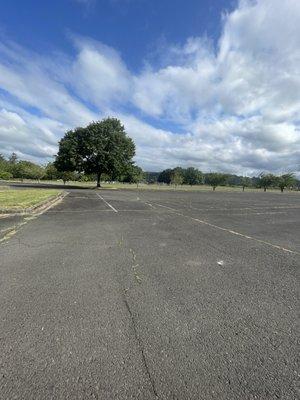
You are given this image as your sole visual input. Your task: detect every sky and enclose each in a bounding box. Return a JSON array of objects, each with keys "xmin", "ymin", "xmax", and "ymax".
[{"xmin": 0, "ymin": 0, "xmax": 299, "ymax": 175}]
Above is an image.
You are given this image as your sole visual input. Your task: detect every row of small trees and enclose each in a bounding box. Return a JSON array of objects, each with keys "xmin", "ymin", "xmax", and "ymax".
[
  {"xmin": 0, "ymin": 153, "xmax": 76, "ymax": 183},
  {"xmin": 156, "ymin": 167, "xmax": 298, "ymax": 192},
  {"xmin": 259, "ymin": 173, "xmax": 296, "ymax": 193},
  {"xmin": 0, "ymin": 153, "xmax": 45, "ymax": 181}
]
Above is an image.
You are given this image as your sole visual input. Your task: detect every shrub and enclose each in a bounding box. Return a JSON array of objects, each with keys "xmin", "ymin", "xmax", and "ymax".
[{"xmin": 0, "ymin": 171, "xmax": 13, "ymax": 180}]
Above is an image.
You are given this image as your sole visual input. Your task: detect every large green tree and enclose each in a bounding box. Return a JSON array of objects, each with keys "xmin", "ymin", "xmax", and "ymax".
[{"xmin": 55, "ymin": 118, "xmax": 135, "ymax": 187}]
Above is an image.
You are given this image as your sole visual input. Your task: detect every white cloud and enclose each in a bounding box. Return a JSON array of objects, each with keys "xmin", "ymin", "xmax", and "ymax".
[
  {"xmin": 0, "ymin": 42, "xmax": 98, "ymax": 126},
  {"xmin": 70, "ymin": 36, "xmax": 132, "ymax": 110},
  {"xmin": 0, "ymin": 0, "xmax": 299, "ymax": 176},
  {"xmin": 133, "ymin": 38, "xmax": 218, "ymax": 121},
  {"xmin": 0, "ymin": 107, "xmax": 59, "ymax": 160}
]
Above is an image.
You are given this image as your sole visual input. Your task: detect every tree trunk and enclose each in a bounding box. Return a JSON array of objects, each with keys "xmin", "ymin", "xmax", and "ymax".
[
  {"xmin": 281, "ymin": 187, "xmax": 284, "ymax": 193},
  {"xmin": 264, "ymin": 187, "xmax": 267, "ymax": 192},
  {"xmin": 97, "ymin": 172, "xmax": 101, "ymax": 188},
  {"xmin": 213, "ymin": 186, "xmax": 216, "ymax": 191},
  {"xmin": 242, "ymin": 186, "xmax": 245, "ymax": 192}
]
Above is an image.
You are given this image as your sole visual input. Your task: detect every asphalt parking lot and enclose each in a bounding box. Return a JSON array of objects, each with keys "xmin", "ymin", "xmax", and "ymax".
[{"xmin": 0, "ymin": 188, "xmax": 299, "ymax": 399}]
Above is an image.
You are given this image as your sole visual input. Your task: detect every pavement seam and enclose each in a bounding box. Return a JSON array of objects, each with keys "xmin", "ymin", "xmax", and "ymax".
[{"xmin": 153, "ymin": 203, "xmax": 300, "ymax": 256}]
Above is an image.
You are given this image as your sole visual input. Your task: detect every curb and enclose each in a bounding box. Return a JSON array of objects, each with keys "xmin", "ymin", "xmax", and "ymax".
[{"xmin": 0, "ymin": 191, "xmax": 68, "ymax": 215}]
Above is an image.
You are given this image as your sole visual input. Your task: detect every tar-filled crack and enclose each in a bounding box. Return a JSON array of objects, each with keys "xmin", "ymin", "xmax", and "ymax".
[{"xmin": 123, "ymin": 293, "xmax": 159, "ymax": 399}]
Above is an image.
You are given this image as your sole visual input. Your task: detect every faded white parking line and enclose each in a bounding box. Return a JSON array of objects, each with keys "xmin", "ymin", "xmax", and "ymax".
[
  {"xmin": 96, "ymin": 193, "xmax": 118, "ymax": 213},
  {"xmin": 229, "ymin": 211, "xmax": 287, "ymax": 216},
  {"xmin": 187, "ymin": 205, "xmax": 300, "ymax": 212},
  {"xmin": 154, "ymin": 203, "xmax": 299, "ymax": 256},
  {"xmin": 144, "ymin": 202, "xmax": 156, "ymax": 209}
]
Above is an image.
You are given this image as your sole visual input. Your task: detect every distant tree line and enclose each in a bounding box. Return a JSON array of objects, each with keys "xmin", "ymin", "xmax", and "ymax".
[
  {"xmin": 0, "ymin": 152, "xmax": 298, "ymax": 192},
  {"xmin": 0, "ymin": 153, "xmax": 45, "ymax": 181},
  {"xmin": 147, "ymin": 168, "xmax": 299, "ymax": 192}
]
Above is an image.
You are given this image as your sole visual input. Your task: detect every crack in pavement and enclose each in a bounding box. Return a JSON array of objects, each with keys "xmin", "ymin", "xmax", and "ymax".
[
  {"xmin": 129, "ymin": 248, "xmax": 143, "ymax": 284},
  {"xmin": 122, "ymin": 292, "xmax": 159, "ymax": 399},
  {"xmin": 116, "ymin": 231, "xmax": 157, "ymax": 397}
]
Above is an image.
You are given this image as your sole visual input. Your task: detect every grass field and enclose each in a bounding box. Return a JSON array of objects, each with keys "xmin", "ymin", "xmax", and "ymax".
[
  {"xmin": 2, "ymin": 178, "xmax": 298, "ymax": 193},
  {"xmin": 83, "ymin": 182, "xmax": 298, "ymax": 193},
  {"xmin": 0, "ymin": 188, "xmax": 61, "ymax": 210},
  {"xmin": 1, "ymin": 178, "xmax": 299, "ymax": 193},
  {"xmin": 101, "ymin": 182, "xmax": 265, "ymax": 191}
]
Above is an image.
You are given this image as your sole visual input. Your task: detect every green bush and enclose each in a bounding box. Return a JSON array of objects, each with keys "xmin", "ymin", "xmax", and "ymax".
[{"xmin": 0, "ymin": 171, "xmax": 13, "ymax": 180}]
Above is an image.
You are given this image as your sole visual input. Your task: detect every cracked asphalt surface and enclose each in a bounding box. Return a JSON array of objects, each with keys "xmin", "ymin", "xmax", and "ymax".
[{"xmin": 0, "ymin": 188, "xmax": 299, "ymax": 399}]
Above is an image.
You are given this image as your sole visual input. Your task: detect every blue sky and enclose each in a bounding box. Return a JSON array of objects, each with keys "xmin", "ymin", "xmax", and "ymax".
[
  {"xmin": 1, "ymin": 0, "xmax": 232, "ymax": 68},
  {"xmin": 0, "ymin": 0, "xmax": 299, "ymax": 175}
]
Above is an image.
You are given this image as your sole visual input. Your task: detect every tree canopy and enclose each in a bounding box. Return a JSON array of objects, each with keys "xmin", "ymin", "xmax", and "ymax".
[
  {"xmin": 205, "ymin": 173, "xmax": 228, "ymax": 191},
  {"xmin": 158, "ymin": 169, "xmax": 173, "ymax": 184},
  {"xmin": 121, "ymin": 165, "xmax": 144, "ymax": 186},
  {"xmin": 55, "ymin": 118, "xmax": 135, "ymax": 187},
  {"xmin": 241, "ymin": 176, "xmax": 252, "ymax": 191},
  {"xmin": 158, "ymin": 167, "xmax": 203, "ymax": 186},
  {"xmin": 277, "ymin": 173, "xmax": 296, "ymax": 192},
  {"xmin": 184, "ymin": 167, "xmax": 203, "ymax": 186},
  {"xmin": 171, "ymin": 169, "xmax": 184, "ymax": 186},
  {"xmin": 259, "ymin": 173, "xmax": 277, "ymax": 192}
]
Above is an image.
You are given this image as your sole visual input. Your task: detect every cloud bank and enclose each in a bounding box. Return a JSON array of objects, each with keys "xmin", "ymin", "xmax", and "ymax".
[{"xmin": 0, "ymin": 0, "xmax": 299, "ymax": 175}]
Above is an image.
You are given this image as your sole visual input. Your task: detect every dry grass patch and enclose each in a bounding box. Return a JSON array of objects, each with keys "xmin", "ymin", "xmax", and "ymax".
[{"xmin": 0, "ymin": 189, "xmax": 61, "ymax": 210}]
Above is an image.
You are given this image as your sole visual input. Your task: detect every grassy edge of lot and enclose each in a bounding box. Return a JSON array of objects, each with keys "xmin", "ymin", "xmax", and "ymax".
[{"xmin": 0, "ymin": 188, "xmax": 62, "ymax": 211}]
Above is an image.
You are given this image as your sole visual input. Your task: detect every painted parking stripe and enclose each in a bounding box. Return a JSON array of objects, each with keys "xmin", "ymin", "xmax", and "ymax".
[
  {"xmin": 154, "ymin": 203, "xmax": 299, "ymax": 256},
  {"xmin": 96, "ymin": 193, "xmax": 118, "ymax": 213}
]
